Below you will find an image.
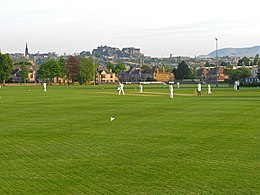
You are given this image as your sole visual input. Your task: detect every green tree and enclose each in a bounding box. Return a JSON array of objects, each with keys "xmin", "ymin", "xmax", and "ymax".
[
  {"xmin": 38, "ymin": 61, "xmax": 50, "ymax": 81},
  {"xmin": 50, "ymin": 59, "xmax": 61, "ymax": 81},
  {"xmin": 107, "ymin": 62, "xmax": 114, "ymax": 72},
  {"xmin": 66, "ymin": 56, "xmax": 80, "ymax": 84},
  {"xmin": 224, "ymin": 65, "xmax": 251, "ymax": 82},
  {"xmin": 239, "ymin": 66, "xmax": 251, "ymax": 79},
  {"xmin": 238, "ymin": 57, "xmax": 250, "ymax": 66},
  {"xmin": 78, "ymin": 58, "xmax": 94, "ymax": 84},
  {"xmin": 224, "ymin": 65, "xmax": 236, "ymax": 82},
  {"xmin": 38, "ymin": 59, "xmax": 61, "ymax": 83},
  {"xmin": 59, "ymin": 57, "xmax": 66, "ymax": 83},
  {"xmin": 14, "ymin": 61, "xmax": 32, "ymax": 66},
  {"xmin": 0, "ymin": 53, "xmax": 13, "ymax": 85},
  {"xmin": 224, "ymin": 65, "xmax": 233, "ymax": 78},
  {"xmin": 114, "ymin": 63, "xmax": 126, "ymax": 74},
  {"xmin": 172, "ymin": 67, "xmax": 177, "ymax": 77},
  {"xmin": 175, "ymin": 61, "xmax": 192, "ymax": 80},
  {"xmin": 20, "ymin": 65, "xmax": 29, "ymax": 83},
  {"xmin": 254, "ymin": 54, "xmax": 260, "ymax": 66}
]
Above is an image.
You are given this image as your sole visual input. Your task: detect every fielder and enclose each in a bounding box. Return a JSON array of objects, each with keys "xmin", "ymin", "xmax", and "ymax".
[
  {"xmin": 169, "ymin": 84, "xmax": 174, "ymax": 98},
  {"xmin": 197, "ymin": 82, "xmax": 202, "ymax": 96},
  {"xmin": 139, "ymin": 84, "xmax": 143, "ymax": 93},
  {"xmin": 234, "ymin": 81, "xmax": 237, "ymax": 91},
  {"xmin": 177, "ymin": 82, "xmax": 180, "ymax": 88},
  {"xmin": 118, "ymin": 82, "xmax": 125, "ymax": 95},
  {"xmin": 43, "ymin": 82, "xmax": 47, "ymax": 92},
  {"xmin": 207, "ymin": 84, "xmax": 212, "ymax": 95}
]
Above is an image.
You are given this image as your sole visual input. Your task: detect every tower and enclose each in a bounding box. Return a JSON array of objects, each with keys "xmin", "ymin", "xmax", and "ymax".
[{"xmin": 25, "ymin": 42, "xmax": 29, "ymax": 57}]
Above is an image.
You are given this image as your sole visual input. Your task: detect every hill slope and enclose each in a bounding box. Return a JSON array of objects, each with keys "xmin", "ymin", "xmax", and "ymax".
[{"xmin": 206, "ymin": 46, "xmax": 260, "ymax": 58}]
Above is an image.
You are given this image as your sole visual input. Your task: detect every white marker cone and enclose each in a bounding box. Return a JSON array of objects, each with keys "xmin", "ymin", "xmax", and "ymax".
[{"xmin": 110, "ymin": 117, "xmax": 115, "ymax": 122}]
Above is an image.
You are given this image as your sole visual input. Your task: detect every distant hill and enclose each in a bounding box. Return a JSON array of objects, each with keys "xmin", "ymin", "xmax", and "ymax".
[{"xmin": 205, "ymin": 46, "xmax": 260, "ymax": 58}]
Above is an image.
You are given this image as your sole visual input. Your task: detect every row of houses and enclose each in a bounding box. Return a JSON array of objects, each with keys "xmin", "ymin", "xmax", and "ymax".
[
  {"xmin": 11, "ymin": 65, "xmax": 38, "ymax": 83},
  {"xmin": 8, "ymin": 64, "xmax": 259, "ymax": 84},
  {"xmin": 196, "ymin": 66, "xmax": 259, "ymax": 82},
  {"xmin": 117, "ymin": 67, "xmax": 174, "ymax": 82},
  {"xmin": 96, "ymin": 67, "xmax": 174, "ymax": 83},
  {"xmin": 196, "ymin": 67, "xmax": 227, "ymax": 82},
  {"xmin": 9, "ymin": 65, "xmax": 174, "ymax": 84},
  {"xmin": 10, "ymin": 65, "xmax": 117, "ymax": 84}
]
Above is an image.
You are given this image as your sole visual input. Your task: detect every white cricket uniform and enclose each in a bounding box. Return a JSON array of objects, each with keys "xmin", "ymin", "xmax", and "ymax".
[
  {"xmin": 118, "ymin": 83, "xmax": 125, "ymax": 95},
  {"xmin": 234, "ymin": 81, "xmax": 237, "ymax": 91},
  {"xmin": 139, "ymin": 84, "xmax": 143, "ymax": 93},
  {"xmin": 207, "ymin": 84, "xmax": 212, "ymax": 94},
  {"xmin": 169, "ymin": 85, "xmax": 174, "ymax": 98},
  {"xmin": 177, "ymin": 82, "xmax": 180, "ymax": 88},
  {"xmin": 197, "ymin": 83, "xmax": 202, "ymax": 96},
  {"xmin": 43, "ymin": 83, "xmax": 47, "ymax": 92}
]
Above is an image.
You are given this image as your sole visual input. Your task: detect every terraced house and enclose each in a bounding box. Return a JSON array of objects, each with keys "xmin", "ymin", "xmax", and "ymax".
[
  {"xmin": 96, "ymin": 68, "xmax": 118, "ymax": 83},
  {"xmin": 117, "ymin": 67, "xmax": 174, "ymax": 82}
]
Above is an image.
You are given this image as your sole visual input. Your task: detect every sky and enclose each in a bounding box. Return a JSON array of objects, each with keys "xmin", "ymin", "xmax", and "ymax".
[{"xmin": 1, "ymin": 0, "xmax": 260, "ymax": 57}]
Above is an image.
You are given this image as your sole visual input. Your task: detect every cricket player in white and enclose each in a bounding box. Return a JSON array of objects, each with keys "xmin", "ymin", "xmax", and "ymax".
[
  {"xmin": 118, "ymin": 82, "xmax": 125, "ymax": 95},
  {"xmin": 197, "ymin": 82, "xmax": 202, "ymax": 96},
  {"xmin": 43, "ymin": 82, "xmax": 47, "ymax": 92},
  {"xmin": 139, "ymin": 84, "xmax": 143, "ymax": 93},
  {"xmin": 169, "ymin": 84, "xmax": 174, "ymax": 98},
  {"xmin": 207, "ymin": 84, "xmax": 212, "ymax": 94},
  {"xmin": 234, "ymin": 81, "xmax": 237, "ymax": 91},
  {"xmin": 177, "ymin": 82, "xmax": 180, "ymax": 88}
]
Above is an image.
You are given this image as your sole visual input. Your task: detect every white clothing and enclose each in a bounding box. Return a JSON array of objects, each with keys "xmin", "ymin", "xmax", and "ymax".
[
  {"xmin": 118, "ymin": 83, "xmax": 125, "ymax": 95},
  {"xmin": 177, "ymin": 82, "xmax": 180, "ymax": 88},
  {"xmin": 234, "ymin": 81, "xmax": 237, "ymax": 91},
  {"xmin": 207, "ymin": 84, "xmax": 212, "ymax": 94},
  {"xmin": 197, "ymin": 83, "xmax": 201, "ymax": 92},
  {"xmin": 139, "ymin": 84, "xmax": 143, "ymax": 93},
  {"xmin": 43, "ymin": 83, "xmax": 47, "ymax": 92},
  {"xmin": 197, "ymin": 83, "xmax": 202, "ymax": 96},
  {"xmin": 169, "ymin": 85, "xmax": 174, "ymax": 98}
]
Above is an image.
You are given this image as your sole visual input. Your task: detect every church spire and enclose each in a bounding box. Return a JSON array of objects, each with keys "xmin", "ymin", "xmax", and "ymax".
[{"xmin": 25, "ymin": 42, "xmax": 29, "ymax": 57}]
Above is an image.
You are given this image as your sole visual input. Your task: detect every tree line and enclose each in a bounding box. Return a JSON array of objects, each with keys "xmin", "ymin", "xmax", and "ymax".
[
  {"xmin": 172, "ymin": 60, "xmax": 259, "ymax": 82},
  {"xmin": 0, "ymin": 53, "xmax": 13, "ymax": 85},
  {"xmin": 0, "ymin": 55, "xmax": 96, "ymax": 85},
  {"xmin": 1, "ymin": 53, "xmax": 260, "ymax": 85},
  {"xmin": 38, "ymin": 56, "xmax": 95, "ymax": 84}
]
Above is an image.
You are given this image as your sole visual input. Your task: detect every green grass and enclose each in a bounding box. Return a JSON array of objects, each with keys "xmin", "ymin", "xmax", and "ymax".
[{"xmin": 0, "ymin": 84, "xmax": 259, "ymax": 194}]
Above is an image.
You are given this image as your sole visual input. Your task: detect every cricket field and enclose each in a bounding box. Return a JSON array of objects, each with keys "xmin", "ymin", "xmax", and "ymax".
[{"xmin": 0, "ymin": 84, "xmax": 259, "ymax": 194}]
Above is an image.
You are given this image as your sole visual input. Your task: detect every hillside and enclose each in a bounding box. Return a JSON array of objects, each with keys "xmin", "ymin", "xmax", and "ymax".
[{"xmin": 206, "ymin": 46, "xmax": 260, "ymax": 58}]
